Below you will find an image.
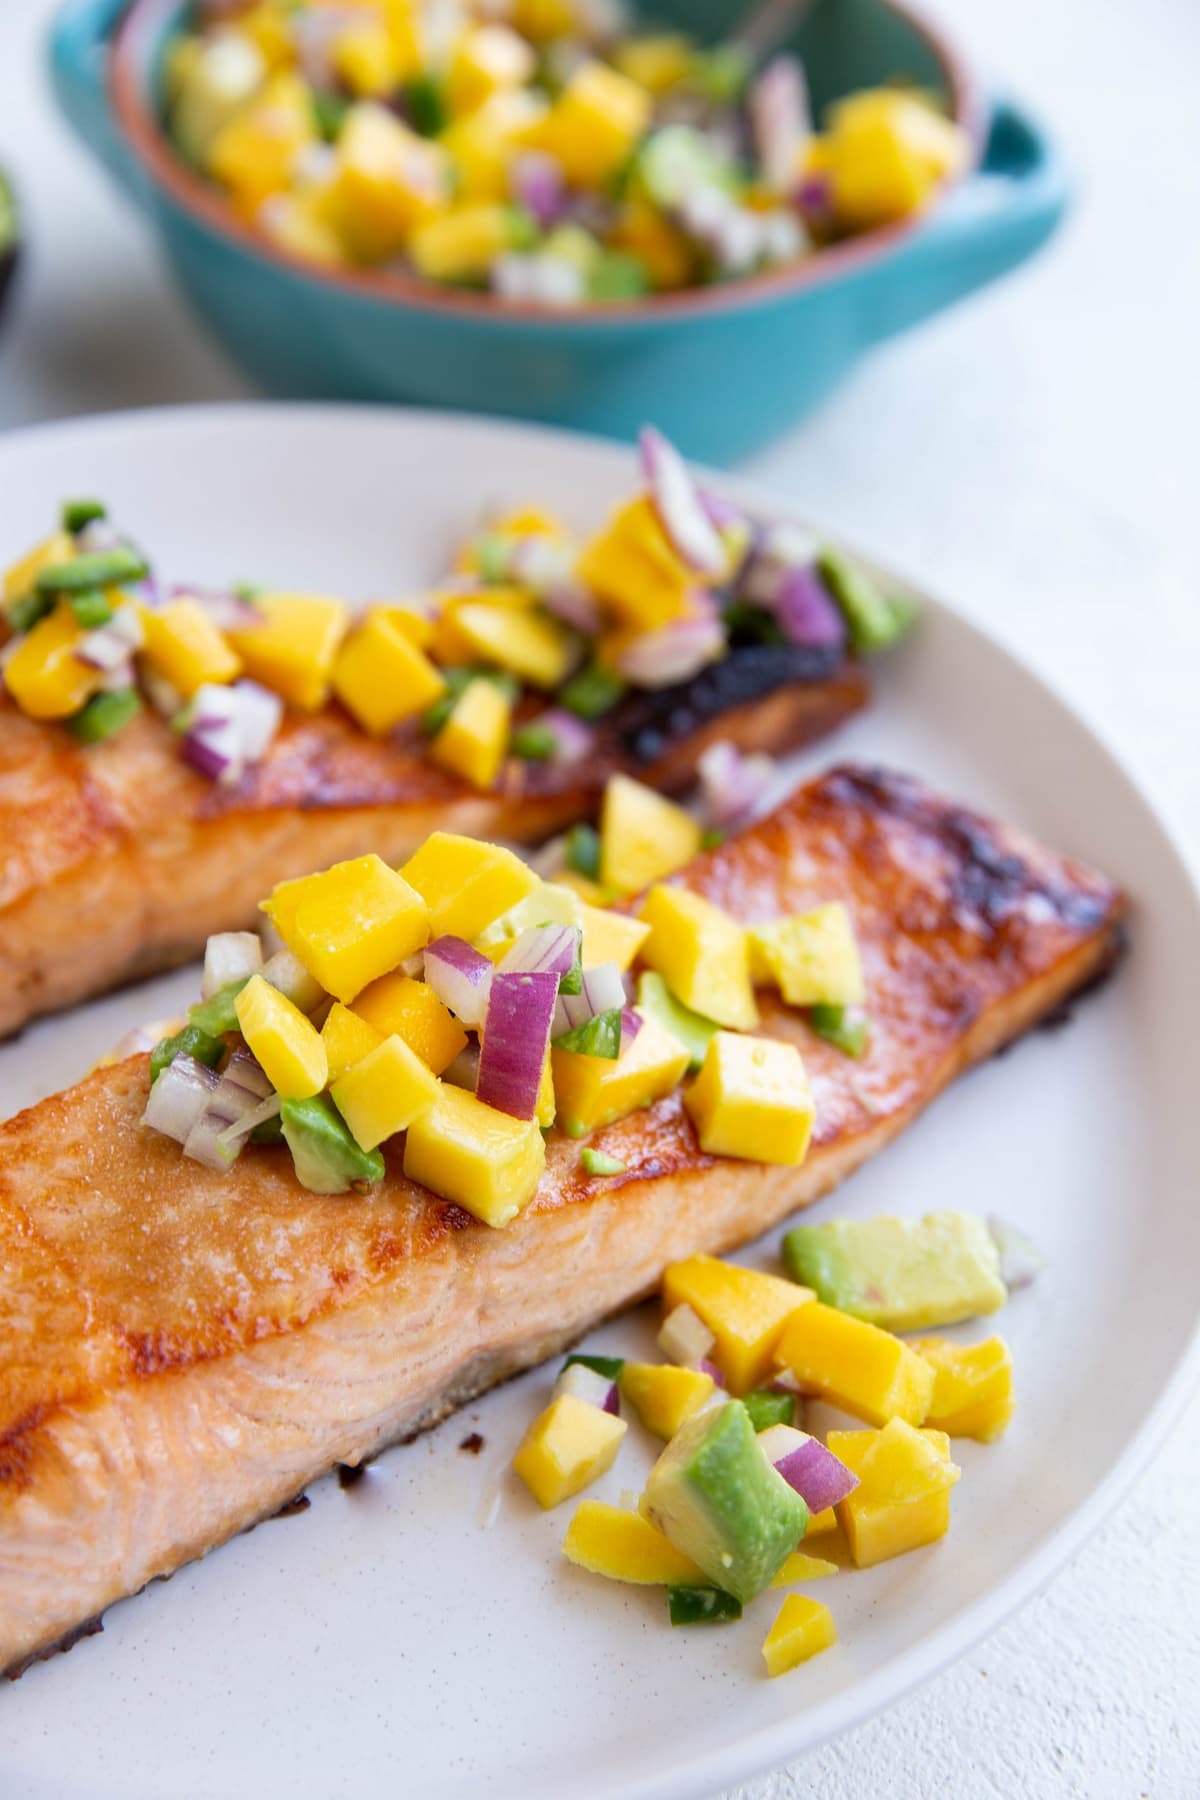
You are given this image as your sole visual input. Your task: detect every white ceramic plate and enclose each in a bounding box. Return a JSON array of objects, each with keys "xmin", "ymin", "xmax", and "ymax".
[{"xmin": 3, "ymin": 407, "xmax": 1198, "ymax": 1800}]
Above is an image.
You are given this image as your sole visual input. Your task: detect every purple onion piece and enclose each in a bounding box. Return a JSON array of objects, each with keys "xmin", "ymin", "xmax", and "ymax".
[
  {"xmin": 775, "ymin": 563, "xmax": 847, "ymax": 650},
  {"xmin": 639, "ymin": 426, "xmax": 727, "ymax": 576},
  {"xmin": 538, "ymin": 708, "xmax": 594, "ymax": 766},
  {"xmin": 613, "ymin": 609, "xmax": 726, "ymax": 688},
  {"xmin": 510, "ymin": 149, "xmax": 567, "ymax": 227},
  {"xmin": 497, "ymin": 923, "xmax": 580, "ymax": 981},
  {"xmin": 700, "ymin": 1357, "xmax": 727, "ymax": 1389},
  {"xmin": 758, "ymin": 1424, "xmax": 859, "ymax": 1513},
  {"xmin": 696, "ymin": 740, "xmax": 778, "ymax": 830},
  {"xmin": 142, "ymin": 1052, "xmax": 220, "ymax": 1144},
  {"xmin": 618, "ymin": 1006, "xmax": 642, "ymax": 1055},
  {"xmin": 476, "ymin": 969, "xmax": 560, "ymax": 1120},
  {"xmin": 554, "ymin": 1361, "xmax": 620, "ymax": 1415},
  {"xmin": 424, "ymin": 935, "xmax": 493, "ymax": 1030},
  {"xmin": 182, "ymin": 719, "xmax": 243, "ymax": 784},
  {"xmin": 749, "ymin": 55, "xmax": 811, "ymax": 193}
]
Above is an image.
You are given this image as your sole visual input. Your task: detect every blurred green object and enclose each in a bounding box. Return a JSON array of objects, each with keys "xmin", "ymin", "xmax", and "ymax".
[{"xmin": 0, "ymin": 170, "xmax": 18, "ymax": 321}]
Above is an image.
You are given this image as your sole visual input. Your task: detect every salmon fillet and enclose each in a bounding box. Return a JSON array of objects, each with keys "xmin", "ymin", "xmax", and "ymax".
[
  {"xmin": 0, "ymin": 644, "xmax": 865, "ymax": 1037},
  {"xmin": 0, "ymin": 764, "xmax": 1125, "ymax": 1677}
]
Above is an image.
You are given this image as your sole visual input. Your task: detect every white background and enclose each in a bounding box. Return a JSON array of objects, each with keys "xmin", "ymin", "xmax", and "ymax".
[{"xmin": 1, "ymin": 0, "xmax": 1197, "ymax": 1794}]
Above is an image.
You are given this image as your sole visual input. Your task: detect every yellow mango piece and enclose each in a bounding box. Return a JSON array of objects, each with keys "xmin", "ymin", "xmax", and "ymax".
[
  {"xmin": 331, "ymin": 1032, "xmax": 440, "ymax": 1151},
  {"xmin": 351, "ymin": 970, "xmax": 467, "ymax": 1074},
  {"xmin": 234, "ymin": 4, "xmax": 294, "ymax": 71},
  {"xmin": 380, "ymin": 0, "xmax": 423, "ymax": 79},
  {"xmin": 3, "ymin": 530, "xmax": 74, "ymax": 603},
  {"xmin": 749, "ymin": 903, "xmax": 865, "ymax": 1007},
  {"xmin": 510, "ymin": 0, "xmax": 574, "ymax": 41},
  {"xmin": 376, "ymin": 602, "xmax": 436, "ymax": 650},
  {"xmin": 684, "ymin": 1031, "xmax": 814, "ymax": 1166},
  {"xmin": 208, "ymin": 72, "xmax": 315, "ymax": 213},
  {"xmin": 441, "ymin": 91, "xmax": 549, "ymax": 203},
  {"xmin": 429, "ymin": 677, "xmax": 511, "ymax": 790},
  {"xmin": 557, "ymin": 871, "xmax": 611, "ymax": 906},
  {"xmin": 610, "ymin": 197, "xmax": 694, "ymax": 290},
  {"xmin": 400, "ymin": 832, "xmax": 538, "ymax": 941},
  {"xmin": 577, "ymin": 495, "xmax": 694, "ymax": 631},
  {"xmin": 910, "ymin": 1335, "xmax": 1015, "ymax": 1442},
  {"xmin": 329, "ymin": 21, "xmax": 396, "ymax": 98},
  {"xmin": 512, "ymin": 1393, "xmax": 627, "ymax": 1509},
  {"xmin": 409, "ymin": 204, "xmax": 516, "ymax": 283},
  {"xmin": 403, "ymin": 1080, "xmax": 545, "ymax": 1226},
  {"xmin": 320, "ymin": 1001, "xmax": 383, "ymax": 1083},
  {"xmin": 264, "ymin": 853, "xmax": 430, "ymax": 1003},
  {"xmin": 805, "ymin": 1506, "xmax": 837, "ymax": 1537},
  {"xmin": 855, "ymin": 1418, "xmax": 960, "ymax": 1503},
  {"xmin": 227, "ymin": 594, "xmax": 349, "ymax": 710},
  {"xmin": 332, "ymin": 610, "xmax": 446, "ymax": 735},
  {"xmin": 331, "ymin": 102, "xmax": 451, "ymax": 262},
  {"xmin": 612, "ymin": 34, "xmax": 693, "ymax": 96},
  {"xmin": 770, "ymin": 1551, "xmax": 838, "ymax": 1587},
  {"xmin": 638, "ymin": 886, "xmax": 757, "ymax": 1031},
  {"xmin": 829, "ymin": 1425, "xmax": 960, "ymax": 1568},
  {"xmin": 562, "ymin": 1499, "xmax": 705, "ymax": 1585},
  {"xmin": 661, "ymin": 1255, "xmax": 814, "ymax": 1396},
  {"xmin": 579, "ymin": 902, "xmax": 650, "ymax": 973},
  {"xmin": 2, "ymin": 603, "xmax": 103, "ymax": 720},
  {"xmin": 536, "ymin": 1050, "xmax": 556, "ymax": 1128},
  {"xmin": 599, "ymin": 774, "xmax": 701, "ymax": 896},
  {"xmin": 762, "ymin": 1594, "xmax": 837, "ymax": 1676},
  {"xmin": 450, "ymin": 601, "xmax": 575, "ymax": 689},
  {"xmin": 447, "ymin": 25, "xmax": 535, "ymax": 116},
  {"xmin": 524, "ymin": 61, "xmax": 650, "ymax": 188},
  {"xmin": 619, "ymin": 1362, "xmax": 715, "ymax": 1439},
  {"xmin": 261, "ymin": 187, "xmax": 347, "ymax": 265},
  {"xmin": 235, "ymin": 973, "xmax": 328, "ymax": 1099},
  {"xmin": 139, "ymin": 598, "xmax": 242, "ymax": 699},
  {"xmin": 553, "ymin": 1011, "xmax": 690, "ymax": 1138},
  {"xmin": 775, "ymin": 1302, "xmax": 934, "ymax": 1427},
  {"xmin": 827, "ymin": 91, "xmax": 969, "ymax": 232}
]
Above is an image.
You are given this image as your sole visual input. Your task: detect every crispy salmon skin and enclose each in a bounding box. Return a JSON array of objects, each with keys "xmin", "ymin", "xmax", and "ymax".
[
  {"xmin": 0, "ymin": 765, "xmax": 1125, "ymax": 1677},
  {"xmin": 0, "ymin": 645, "xmax": 864, "ymax": 1037}
]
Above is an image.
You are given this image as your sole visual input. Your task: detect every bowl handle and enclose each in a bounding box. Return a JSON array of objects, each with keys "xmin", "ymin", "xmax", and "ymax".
[
  {"xmin": 863, "ymin": 95, "xmax": 1070, "ymax": 341},
  {"xmin": 48, "ymin": 0, "xmax": 147, "ymax": 202}
]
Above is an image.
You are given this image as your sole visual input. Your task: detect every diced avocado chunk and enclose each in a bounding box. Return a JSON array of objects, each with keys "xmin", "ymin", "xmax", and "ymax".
[
  {"xmin": 817, "ymin": 548, "xmax": 913, "ymax": 655},
  {"xmin": 34, "ymin": 545, "xmax": 148, "ymax": 593},
  {"xmin": 564, "ymin": 1352, "xmax": 625, "ymax": 1381},
  {"xmin": 280, "ymin": 1095, "xmax": 385, "ymax": 1194},
  {"xmin": 635, "ymin": 970, "xmax": 720, "ymax": 1073},
  {"xmin": 188, "ymin": 977, "xmax": 251, "ymax": 1037},
  {"xmin": 666, "ymin": 1584, "xmax": 743, "ymax": 1625},
  {"xmin": 782, "ymin": 1212, "xmax": 1007, "ymax": 1333},
  {"xmin": 808, "ymin": 1003, "xmax": 870, "ymax": 1058},
  {"xmin": 149, "ymin": 1023, "xmax": 225, "ymax": 1084},
  {"xmin": 743, "ymin": 1388, "xmax": 796, "ymax": 1432},
  {"xmin": 640, "ymin": 1400, "xmax": 808, "ymax": 1603}
]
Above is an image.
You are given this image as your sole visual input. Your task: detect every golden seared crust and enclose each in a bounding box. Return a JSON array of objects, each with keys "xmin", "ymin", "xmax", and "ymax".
[
  {"xmin": 0, "ymin": 661, "xmax": 865, "ymax": 1036},
  {"xmin": 0, "ymin": 764, "xmax": 1125, "ymax": 1672}
]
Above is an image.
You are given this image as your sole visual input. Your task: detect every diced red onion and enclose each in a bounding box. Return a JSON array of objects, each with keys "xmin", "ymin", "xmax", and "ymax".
[
  {"xmin": 491, "ymin": 253, "xmax": 585, "ymax": 308},
  {"xmin": 498, "ymin": 923, "xmax": 580, "ymax": 981},
  {"xmin": 510, "ymin": 150, "xmax": 567, "ymax": 227},
  {"xmin": 74, "ymin": 517, "xmax": 124, "ymax": 554},
  {"xmin": 183, "ymin": 1049, "xmax": 274, "ymax": 1171},
  {"xmin": 757, "ymin": 1424, "xmax": 859, "ymax": 1513},
  {"xmin": 216, "ymin": 1091, "xmax": 281, "ymax": 1151},
  {"xmin": 202, "ymin": 930, "xmax": 263, "ymax": 999},
  {"xmin": 104, "ymin": 1017, "xmax": 179, "ymax": 1064},
  {"xmin": 619, "ymin": 1006, "xmax": 641, "ymax": 1054},
  {"xmin": 476, "ymin": 969, "xmax": 559, "ymax": 1120},
  {"xmin": 262, "ymin": 947, "xmax": 325, "ymax": 1013},
  {"xmin": 142, "ymin": 667, "xmax": 183, "ymax": 717},
  {"xmin": 142, "ymin": 1052, "xmax": 219, "ymax": 1144},
  {"xmin": 183, "ymin": 716, "xmax": 242, "ymax": 784},
  {"xmin": 697, "ymin": 739, "xmax": 779, "ymax": 830},
  {"xmin": 658, "ymin": 1302, "xmax": 716, "ymax": 1367},
  {"xmin": 424, "ymin": 935, "xmax": 494, "ymax": 1029},
  {"xmin": 749, "ymin": 55, "xmax": 812, "ymax": 193},
  {"xmin": 775, "ymin": 563, "xmax": 845, "ymax": 648},
  {"xmin": 553, "ymin": 1362, "xmax": 620, "ymax": 1416},
  {"xmin": 639, "ymin": 427, "xmax": 727, "ymax": 576},
  {"xmin": 76, "ymin": 603, "xmax": 145, "ymax": 670},
  {"xmin": 553, "ymin": 961, "xmax": 626, "ymax": 1037},
  {"xmin": 230, "ymin": 679, "xmax": 284, "ymax": 760},
  {"xmin": 794, "ymin": 170, "xmax": 834, "ymax": 224},
  {"xmin": 700, "ymin": 1357, "xmax": 727, "ymax": 1388},
  {"xmin": 537, "ymin": 708, "xmax": 594, "ymax": 766},
  {"xmin": 988, "ymin": 1215, "xmax": 1044, "ymax": 1291},
  {"xmin": 613, "ymin": 608, "xmax": 726, "ymax": 688},
  {"xmin": 182, "ymin": 679, "xmax": 283, "ymax": 785},
  {"xmin": 699, "ymin": 488, "xmax": 746, "ymax": 533},
  {"xmin": 676, "ymin": 186, "xmax": 763, "ymax": 274},
  {"xmin": 442, "ymin": 1043, "xmax": 481, "ymax": 1092},
  {"xmin": 169, "ymin": 583, "xmax": 262, "ymax": 632},
  {"xmin": 505, "ymin": 536, "xmax": 600, "ymax": 634},
  {"xmin": 97, "ymin": 661, "xmax": 136, "ymax": 693}
]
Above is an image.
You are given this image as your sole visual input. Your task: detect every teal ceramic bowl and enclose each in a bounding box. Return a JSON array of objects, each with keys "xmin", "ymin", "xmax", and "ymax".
[{"xmin": 51, "ymin": 0, "xmax": 1068, "ymax": 462}]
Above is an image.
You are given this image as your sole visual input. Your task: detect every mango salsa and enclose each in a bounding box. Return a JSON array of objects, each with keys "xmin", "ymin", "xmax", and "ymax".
[
  {"xmin": 685, "ymin": 1031, "xmax": 814, "ymax": 1165},
  {"xmin": 829, "ymin": 1423, "xmax": 960, "ymax": 1568},
  {"xmin": 450, "ymin": 600, "xmax": 575, "ymax": 688},
  {"xmin": 235, "ymin": 973, "xmax": 328, "ymax": 1099},
  {"xmin": 599, "ymin": 774, "xmax": 701, "ymax": 895},
  {"xmin": 523, "ymin": 61, "xmax": 651, "ymax": 188},
  {"xmin": 227, "ymin": 593, "xmax": 348, "ymax": 710},
  {"xmin": 512, "ymin": 1393, "xmax": 627, "ymax": 1509},
  {"xmin": 429, "ymin": 676, "xmax": 511, "ymax": 789},
  {"xmin": 3, "ymin": 530, "xmax": 75, "ymax": 602},
  {"xmin": 264, "ymin": 853, "xmax": 429, "ymax": 1003},
  {"xmin": 749, "ymin": 903, "xmax": 865, "ymax": 1007},
  {"xmin": 409, "ymin": 205, "xmax": 520, "ymax": 284},
  {"xmin": 351, "ymin": 970, "xmax": 466, "ymax": 1074},
  {"xmin": 330, "ymin": 1032, "xmax": 439, "ymax": 1151},
  {"xmin": 140, "ymin": 598, "xmax": 242, "ymax": 699},
  {"xmin": 774, "ymin": 1303, "xmax": 935, "ymax": 1428},
  {"xmin": 330, "ymin": 103, "xmax": 451, "ymax": 262},
  {"xmin": 770, "ymin": 1551, "xmax": 838, "ymax": 1587},
  {"xmin": 403, "ymin": 1080, "xmax": 545, "ymax": 1226},
  {"xmin": 638, "ymin": 886, "xmax": 757, "ymax": 1030},
  {"xmin": 578, "ymin": 902, "xmax": 649, "ymax": 973},
  {"xmin": 332, "ymin": 610, "xmax": 446, "ymax": 735},
  {"xmin": 619, "ymin": 1361, "xmax": 715, "ymax": 1439},
  {"xmin": 552, "ymin": 1011, "xmax": 689, "ymax": 1138},
  {"xmin": 400, "ymin": 832, "xmax": 538, "ymax": 941},
  {"xmin": 207, "ymin": 72, "xmax": 315, "ymax": 215},
  {"xmin": 2, "ymin": 603, "xmax": 104, "ymax": 720},
  {"xmin": 578, "ymin": 497, "xmax": 694, "ymax": 631},
  {"xmin": 661, "ymin": 1254, "xmax": 814, "ymax": 1395},
  {"xmin": 910, "ymin": 1335, "xmax": 1015, "ymax": 1442},
  {"xmin": 320, "ymin": 1000, "xmax": 383, "ymax": 1083},
  {"xmin": 761, "ymin": 1594, "xmax": 837, "ymax": 1676},
  {"xmin": 562, "ymin": 1500, "xmax": 705, "ymax": 1585}
]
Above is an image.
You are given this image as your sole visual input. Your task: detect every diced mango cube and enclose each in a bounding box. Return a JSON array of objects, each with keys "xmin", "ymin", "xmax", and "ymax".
[
  {"xmin": 638, "ymin": 886, "xmax": 757, "ymax": 1030},
  {"xmin": 440, "ymin": 108, "xmax": 515, "ymax": 203},
  {"xmin": 776, "ymin": 1303, "xmax": 935, "ymax": 1427},
  {"xmin": 320, "ymin": 1001, "xmax": 384, "ymax": 1083},
  {"xmin": 450, "ymin": 600, "xmax": 575, "ymax": 689},
  {"xmin": 331, "ymin": 102, "xmax": 451, "ymax": 262},
  {"xmin": 619, "ymin": 1362, "xmax": 716, "ymax": 1439},
  {"xmin": 331, "ymin": 1032, "xmax": 440, "ymax": 1150},
  {"xmin": 429, "ymin": 676, "xmax": 511, "ymax": 790},
  {"xmin": 376, "ymin": 602, "xmax": 436, "ymax": 649},
  {"xmin": 536, "ymin": 1050, "xmax": 556, "ymax": 1128},
  {"xmin": 661, "ymin": 1255, "xmax": 814, "ymax": 1395},
  {"xmin": 447, "ymin": 25, "xmax": 535, "ymax": 116},
  {"xmin": 403, "ymin": 1080, "xmax": 545, "ymax": 1226},
  {"xmin": 3, "ymin": 530, "xmax": 74, "ymax": 602},
  {"xmin": 684, "ymin": 1031, "xmax": 814, "ymax": 1166},
  {"xmin": 329, "ymin": 21, "xmax": 397, "ymax": 98},
  {"xmin": 227, "ymin": 594, "xmax": 349, "ymax": 710},
  {"xmin": 599, "ymin": 773, "xmax": 701, "ymax": 895},
  {"xmin": 805, "ymin": 1506, "xmax": 837, "ymax": 1537},
  {"xmin": 826, "ymin": 90, "xmax": 969, "ymax": 232},
  {"xmin": 612, "ymin": 34, "xmax": 693, "ymax": 96},
  {"xmin": 400, "ymin": 832, "xmax": 538, "ymax": 940},
  {"xmin": 553, "ymin": 1012, "xmax": 690, "ymax": 1138},
  {"xmin": 524, "ymin": 61, "xmax": 650, "ymax": 188},
  {"xmin": 235, "ymin": 973, "xmax": 328, "ymax": 1099},
  {"xmin": 579, "ymin": 902, "xmax": 650, "ymax": 973},
  {"xmin": 749, "ymin": 903, "xmax": 865, "ymax": 1006},
  {"xmin": 139, "ymin": 598, "xmax": 242, "ymax": 698},
  {"xmin": 562, "ymin": 1499, "xmax": 705, "ymax": 1585},
  {"xmin": 762, "ymin": 1594, "xmax": 837, "ymax": 1676},
  {"xmin": 770, "ymin": 1551, "xmax": 838, "ymax": 1587},
  {"xmin": 610, "ymin": 197, "xmax": 694, "ymax": 290},
  {"xmin": 577, "ymin": 495, "xmax": 694, "ymax": 631},
  {"xmin": 264, "ymin": 853, "xmax": 430, "ymax": 1003},
  {"xmin": 207, "ymin": 72, "xmax": 315, "ymax": 214},
  {"xmin": 910, "ymin": 1335, "xmax": 1015, "ymax": 1442},
  {"xmin": 332, "ymin": 609, "xmax": 446, "ymax": 735},
  {"xmin": 829, "ymin": 1423, "xmax": 960, "ymax": 1567},
  {"xmin": 512, "ymin": 1393, "xmax": 627, "ymax": 1509},
  {"xmin": 409, "ymin": 205, "xmax": 517, "ymax": 283},
  {"xmin": 351, "ymin": 970, "xmax": 467, "ymax": 1074},
  {"xmin": 261, "ymin": 187, "xmax": 346, "ymax": 265},
  {"xmin": 2, "ymin": 602, "xmax": 104, "ymax": 720}
]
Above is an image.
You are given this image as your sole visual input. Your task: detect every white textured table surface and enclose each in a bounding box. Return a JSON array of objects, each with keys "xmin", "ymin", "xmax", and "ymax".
[{"xmin": 1, "ymin": 0, "xmax": 1198, "ymax": 1794}]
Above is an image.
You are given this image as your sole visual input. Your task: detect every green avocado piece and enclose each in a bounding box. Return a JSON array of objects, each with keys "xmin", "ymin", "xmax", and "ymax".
[
  {"xmin": 667, "ymin": 1584, "xmax": 743, "ymax": 1625},
  {"xmin": 563, "ymin": 1351, "xmax": 624, "ymax": 1380},
  {"xmin": 188, "ymin": 978, "xmax": 250, "ymax": 1037},
  {"xmin": 742, "ymin": 1389, "xmax": 796, "ymax": 1433},
  {"xmin": 640, "ymin": 1400, "xmax": 808, "ymax": 1604},
  {"xmin": 782, "ymin": 1211, "xmax": 1007, "ymax": 1332},
  {"xmin": 635, "ymin": 971, "xmax": 719, "ymax": 1073},
  {"xmin": 280, "ymin": 1096, "xmax": 385, "ymax": 1194},
  {"xmin": 818, "ymin": 547, "xmax": 914, "ymax": 655},
  {"xmin": 34, "ymin": 545, "xmax": 148, "ymax": 594},
  {"xmin": 149, "ymin": 1023, "xmax": 225, "ymax": 1085}
]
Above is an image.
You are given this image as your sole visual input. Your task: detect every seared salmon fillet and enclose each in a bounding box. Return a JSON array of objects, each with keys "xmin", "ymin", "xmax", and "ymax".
[
  {"xmin": 0, "ymin": 765, "xmax": 1124, "ymax": 1677},
  {"xmin": 0, "ymin": 644, "xmax": 864, "ymax": 1037}
]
